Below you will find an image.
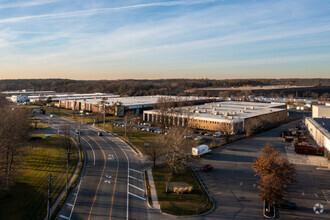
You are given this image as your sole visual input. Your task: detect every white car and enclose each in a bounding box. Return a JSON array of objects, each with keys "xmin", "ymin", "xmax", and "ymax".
[
  {"xmin": 213, "ymin": 132, "xmax": 222, "ymax": 137},
  {"xmin": 194, "ymin": 136, "xmax": 203, "ymax": 141}
]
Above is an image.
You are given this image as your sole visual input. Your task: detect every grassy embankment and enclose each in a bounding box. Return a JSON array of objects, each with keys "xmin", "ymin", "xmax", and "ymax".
[
  {"xmin": 0, "ymin": 134, "xmax": 78, "ymax": 220},
  {"xmin": 152, "ymin": 164, "xmax": 213, "ymax": 216}
]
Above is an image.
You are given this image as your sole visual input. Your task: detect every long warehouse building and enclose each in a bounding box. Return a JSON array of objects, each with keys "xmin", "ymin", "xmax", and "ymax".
[{"xmin": 143, "ymin": 101, "xmax": 287, "ymax": 134}]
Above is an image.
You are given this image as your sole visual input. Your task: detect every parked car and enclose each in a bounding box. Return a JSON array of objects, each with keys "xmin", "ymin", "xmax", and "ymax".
[
  {"xmin": 204, "ymin": 132, "xmax": 211, "ymax": 136},
  {"xmin": 184, "ymin": 135, "xmax": 193, "ymax": 139},
  {"xmin": 201, "ymin": 164, "xmax": 213, "ymax": 171},
  {"xmin": 213, "ymin": 132, "xmax": 222, "ymax": 137},
  {"xmin": 279, "ymin": 201, "xmax": 297, "ymax": 210},
  {"xmin": 194, "ymin": 136, "xmax": 203, "ymax": 141}
]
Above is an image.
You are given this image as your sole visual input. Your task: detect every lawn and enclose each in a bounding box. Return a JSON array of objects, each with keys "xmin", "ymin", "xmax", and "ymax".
[
  {"xmin": 67, "ymin": 115, "xmax": 120, "ymax": 124},
  {"xmin": 96, "ymin": 123, "xmax": 159, "ymax": 154},
  {"xmin": 46, "ymin": 107, "xmax": 73, "ymax": 116},
  {"xmin": 152, "ymin": 164, "xmax": 213, "ymax": 216},
  {"xmin": 0, "ymin": 134, "xmax": 78, "ymax": 220}
]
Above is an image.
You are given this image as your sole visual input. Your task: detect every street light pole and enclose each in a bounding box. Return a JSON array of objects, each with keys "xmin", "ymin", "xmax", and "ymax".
[{"xmin": 47, "ymin": 173, "xmax": 55, "ymax": 220}]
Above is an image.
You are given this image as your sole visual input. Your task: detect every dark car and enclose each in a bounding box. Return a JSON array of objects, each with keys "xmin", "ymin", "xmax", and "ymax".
[
  {"xmin": 201, "ymin": 164, "xmax": 213, "ymax": 171},
  {"xmin": 98, "ymin": 132, "xmax": 102, "ymax": 136},
  {"xmin": 279, "ymin": 201, "xmax": 297, "ymax": 210}
]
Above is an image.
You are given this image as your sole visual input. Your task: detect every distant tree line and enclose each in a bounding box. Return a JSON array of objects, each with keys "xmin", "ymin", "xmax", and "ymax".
[{"xmin": 0, "ymin": 78, "xmax": 328, "ymax": 97}]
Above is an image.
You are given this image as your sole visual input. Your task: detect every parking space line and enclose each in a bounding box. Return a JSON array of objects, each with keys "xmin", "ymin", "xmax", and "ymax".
[
  {"xmin": 128, "ymin": 192, "xmax": 146, "ymax": 201},
  {"xmin": 66, "ymin": 203, "xmax": 74, "ymax": 207},
  {"xmin": 129, "ymin": 176, "xmax": 143, "ymax": 182},
  {"xmin": 129, "ymin": 183, "xmax": 145, "ymax": 192}
]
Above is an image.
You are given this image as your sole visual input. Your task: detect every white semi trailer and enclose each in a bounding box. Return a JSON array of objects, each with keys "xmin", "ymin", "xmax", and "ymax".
[{"xmin": 192, "ymin": 145, "xmax": 211, "ymax": 156}]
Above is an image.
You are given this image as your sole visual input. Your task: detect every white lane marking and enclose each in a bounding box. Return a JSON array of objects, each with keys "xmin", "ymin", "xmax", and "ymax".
[
  {"xmin": 106, "ymin": 175, "xmax": 112, "ymax": 179},
  {"xmin": 302, "ymin": 191, "xmax": 305, "ymax": 196},
  {"xmin": 104, "ymin": 136, "xmax": 130, "ymax": 220},
  {"xmin": 240, "ymin": 181, "xmax": 243, "ymax": 186},
  {"xmin": 129, "ymin": 183, "xmax": 145, "ymax": 192},
  {"xmin": 81, "ymin": 136, "xmax": 96, "ymax": 166},
  {"xmin": 104, "ymin": 180, "xmax": 111, "ymax": 184},
  {"xmin": 128, "ymin": 192, "xmax": 146, "ymax": 201},
  {"xmin": 129, "ymin": 168, "xmax": 142, "ymax": 174},
  {"xmin": 59, "ymin": 215, "xmax": 70, "ymax": 220},
  {"xmin": 98, "ymin": 135, "xmax": 128, "ymax": 219},
  {"xmin": 66, "ymin": 203, "xmax": 74, "ymax": 207},
  {"xmin": 129, "ymin": 176, "xmax": 143, "ymax": 182},
  {"xmin": 315, "ymin": 193, "xmax": 318, "ymax": 198}
]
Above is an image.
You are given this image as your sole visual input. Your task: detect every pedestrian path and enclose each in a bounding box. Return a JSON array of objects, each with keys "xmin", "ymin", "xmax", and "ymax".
[{"xmin": 147, "ymin": 168, "xmax": 161, "ymax": 211}]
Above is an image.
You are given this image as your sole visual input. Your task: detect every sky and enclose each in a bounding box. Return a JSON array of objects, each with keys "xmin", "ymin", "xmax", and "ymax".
[{"xmin": 0, "ymin": 0, "xmax": 330, "ymax": 80}]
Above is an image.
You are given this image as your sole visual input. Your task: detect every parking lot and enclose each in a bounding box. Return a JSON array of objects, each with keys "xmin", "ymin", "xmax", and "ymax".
[{"xmin": 195, "ymin": 120, "xmax": 330, "ymax": 219}]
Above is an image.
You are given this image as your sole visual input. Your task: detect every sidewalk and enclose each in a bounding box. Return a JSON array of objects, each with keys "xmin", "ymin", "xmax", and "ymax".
[{"xmin": 147, "ymin": 168, "xmax": 161, "ymax": 211}]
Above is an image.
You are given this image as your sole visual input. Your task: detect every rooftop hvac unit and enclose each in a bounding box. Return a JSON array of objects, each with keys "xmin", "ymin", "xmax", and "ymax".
[
  {"xmin": 202, "ymin": 109, "xmax": 207, "ymax": 113},
  {"xmin": 231, "ymin": 112, "xmax": 236, "ymax": 115},
  {"xmin": 212, "ymin": 111, "xmax": 218, "ymax": 115},
  {"xmin": 212, "ymin": 108, "xmax": 216, "ymax": 111},
  {"xmin": 228, "ymin": 116, "xmax": 233, "ymax": 119},
  {"xmin": 195, "ymin": 110, "xmax": 200, "ymax": 114},
  {"xmin": 217, "ymin": 104, "xmax": 221, "ymax": 107},
  {"xmin": 244, "ymin": 107, "xmax": 247, "ymax": 110},
  {"xmin": 195, "ymin": 106, "xmax": 199, "ymax": 109},
  {"xmin": 224, "ymin": 112, "xmax": 228, "ymax": 116},
  {"xmin": 250, "ymin": 107, "xmax": 254, "ymax": 110}
]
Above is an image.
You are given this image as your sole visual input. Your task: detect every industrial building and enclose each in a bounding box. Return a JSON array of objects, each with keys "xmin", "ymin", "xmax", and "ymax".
[
  {"xmin": 312, "ymin": 103, "xmax": 330, "ymax": 118},
  {"xmin": 143, "ymin": 101, "xmax": 287, "ymax": 134},
  {"xmin": 59, "ymin": 96, "xmax": 216, "ymax": 116},
  {"xmin": 305, "ymin": 118, "xmax": 330, "ymax": 160}
]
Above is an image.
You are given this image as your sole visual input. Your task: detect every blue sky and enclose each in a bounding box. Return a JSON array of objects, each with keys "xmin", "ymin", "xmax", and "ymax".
[{"xmin": 0, "ymin": 0, "xmax": 329, "ymax": 80}]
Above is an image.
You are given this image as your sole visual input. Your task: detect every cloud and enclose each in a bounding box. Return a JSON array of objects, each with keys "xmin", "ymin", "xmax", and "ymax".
[
  {"xmin": 0, "ymin": 0, "xmax": 61, "ymax": 9},
  {"xmin": 0, "ymin": 0, "xmax": 219, "ymax": 24}
]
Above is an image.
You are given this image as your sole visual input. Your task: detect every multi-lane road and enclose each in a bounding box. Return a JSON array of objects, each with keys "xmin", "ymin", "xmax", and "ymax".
[{"xmin": 38, "ymin": 113, "xmax": 148, "ymax": 220}]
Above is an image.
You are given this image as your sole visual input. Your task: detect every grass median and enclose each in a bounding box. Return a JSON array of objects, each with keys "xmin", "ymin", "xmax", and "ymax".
[
  {"xmin": 0, "ymin": 134, "xmax": 78, "ymax": 220},
  {"xmin": 96, "ymin": 124, "xmax": 159, "ymax": 154},
  {"xmin": 152, "ymin": 164, "xmax": 213, "ymax": 216}
]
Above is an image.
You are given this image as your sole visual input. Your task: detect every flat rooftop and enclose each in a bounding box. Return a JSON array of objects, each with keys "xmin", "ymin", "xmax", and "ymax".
[
  {"xmin": 189, "ymin": 85, "xmax": 316, "ymax": 91},
  {"xmin": 144, "ymin": 101, "xmax": 286, "ymax": 123},
  {"xmin": 313, "ymin": 118, "xmax": 330, "ymax": 133},
  {"xmin": 74, "ymin": 96, "xmax": 216, "ymax": 108}
]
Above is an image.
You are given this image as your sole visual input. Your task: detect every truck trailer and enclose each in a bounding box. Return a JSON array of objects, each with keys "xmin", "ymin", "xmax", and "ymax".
[{"xmin": 192, "ymin": 145, "xmax": 211, "ymax": 156}]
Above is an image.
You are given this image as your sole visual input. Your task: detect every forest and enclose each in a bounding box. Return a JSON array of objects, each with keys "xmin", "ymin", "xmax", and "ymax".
[{"xmin": 0, "ymin": 78, "xmax": 329, "ymax": 97}]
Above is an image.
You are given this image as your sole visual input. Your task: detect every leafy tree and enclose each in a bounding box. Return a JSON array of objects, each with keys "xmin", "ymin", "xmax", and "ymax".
[{"xmin": 252, "ymin": 145, "xmax": 296, "ymax": 212}]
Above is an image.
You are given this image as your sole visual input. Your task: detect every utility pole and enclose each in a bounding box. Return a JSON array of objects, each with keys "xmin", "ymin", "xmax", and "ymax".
[
  {"xmin": 47, "ymin": 173, "xmax": 55, "ymax": 220},
  {"xmin": 125, "ymin": 115, "xmax": 127, "ymax": 138},
  {"xmin": 65, "ymin": 151, "xmax": 73, "ymax": 195}
]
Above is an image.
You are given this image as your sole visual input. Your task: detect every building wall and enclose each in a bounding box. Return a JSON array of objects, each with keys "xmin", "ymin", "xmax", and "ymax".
[
  {"xmin": 305, "ymin": 117, "xmax": 330, "ymax": 160},
  {"xmin": 312, "ymin": 105, "xmax": 330, "ymax": 118},
  {"xmin": 144, "ymin": 109, "xmax": 287, "ymax": 134},
  {"xmin": 244, "ymin": 110, "xmax": 287, "ymax": 133}
]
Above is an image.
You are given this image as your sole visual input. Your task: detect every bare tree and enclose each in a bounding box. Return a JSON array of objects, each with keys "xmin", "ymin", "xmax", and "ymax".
[
  {"xmin": 216, "ymin": 122, "xmax": 232, "ymax": 143},
  {"xmin": 0, "ymin": 108, "xmax": 30, "ymax": 195},
  {"xmin": 155, "ymin": 97, "xmax": 175, "ymax": 129},
  {"xmin": 162, "ymin": 127, "xmax": 194, "ymax": 174},
  {"xmin": 145, "ymin": 135, "xmax": 166, "ymax": 167}
]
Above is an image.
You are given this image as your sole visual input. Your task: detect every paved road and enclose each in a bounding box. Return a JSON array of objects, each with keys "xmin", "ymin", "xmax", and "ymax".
[{"xmin": 37, "ymin": 113, "xmax": 148, "ymax": 220}]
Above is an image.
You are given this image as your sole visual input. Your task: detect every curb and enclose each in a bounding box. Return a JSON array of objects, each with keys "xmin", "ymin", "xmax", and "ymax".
[
  {"xmin": 46, "ymin": 137, "xmax": 83, "ymax": 219},
  {"xmin": 93, "ymin": 125, "xmax": 143, "ymax": 156}
]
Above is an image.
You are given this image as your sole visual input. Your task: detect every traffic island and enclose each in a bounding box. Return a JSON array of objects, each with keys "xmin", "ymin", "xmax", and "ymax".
[{"xmin": 151, "ymin": 164, "xmax": 214, "ymax": 216}]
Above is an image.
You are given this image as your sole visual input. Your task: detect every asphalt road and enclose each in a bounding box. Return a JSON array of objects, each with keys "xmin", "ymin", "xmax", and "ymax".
[{"xmin": 37, "ymin": 113, "xmax": 148, "ymax": 220}]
